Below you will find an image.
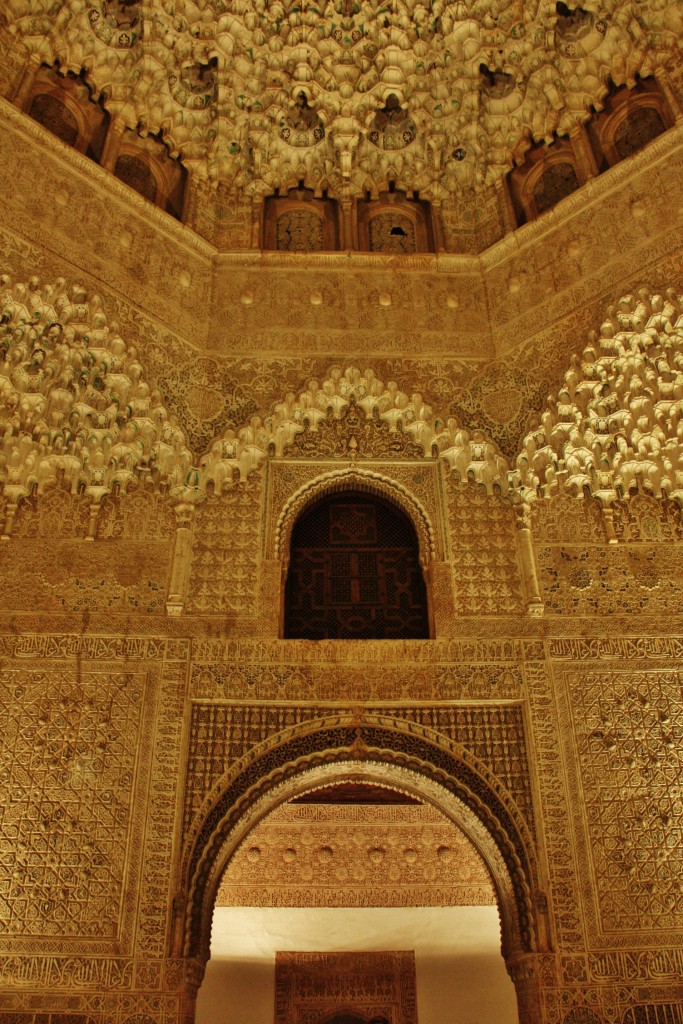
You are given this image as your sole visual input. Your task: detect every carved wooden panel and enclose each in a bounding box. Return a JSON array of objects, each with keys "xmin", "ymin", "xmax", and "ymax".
[
  {"xmin": 275, "ymin": 951, "xmax": 417, "ymax": 1024},
  {"xmin": 284, "ymin": 492, "xmax": 429, "ymax": 640}
]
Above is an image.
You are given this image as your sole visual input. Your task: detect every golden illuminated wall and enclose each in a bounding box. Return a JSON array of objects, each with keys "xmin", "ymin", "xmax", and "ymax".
[{"xmin": 1, "ymin": 51, "xmax": 683, "ymax": 1024}]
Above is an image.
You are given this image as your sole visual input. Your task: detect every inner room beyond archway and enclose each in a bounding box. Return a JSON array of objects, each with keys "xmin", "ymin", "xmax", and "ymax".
[{"xmin": 195, "ymin": 779, "xmax": 518, "ymax": 1024}]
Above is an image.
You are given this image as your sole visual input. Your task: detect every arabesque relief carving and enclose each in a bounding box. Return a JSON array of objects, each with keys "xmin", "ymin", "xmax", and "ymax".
[{"xmin": 216, "ymin": 802, "xmax": 497, "ymax": 908}]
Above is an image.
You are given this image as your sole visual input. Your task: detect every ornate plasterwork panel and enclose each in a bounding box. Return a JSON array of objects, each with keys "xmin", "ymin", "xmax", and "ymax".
[
  {"xmin": 532, "ymin": 491, "xmax": 683, "ymax": 619},
  {"xmin": 0, "ymin": 668, "xmax": 149, "ymax": 951},
  {"xmin": 275, "ymin": 950, "xmax": 417, "ymax": 1024},
  {"xmin": 181, "ymin": 700, "xmax": 535, "ymax": 857},
  {"xmin": 215, "ymin": 802, "xmax": 496, "ymax": 907},
  {"xmin": 189, "ymin": 637, "xmax": 530, "ymax": 702},
  {"xmin": 0, "ymin": 633, "xmax": 189, "ymax": 1020},
  {"xmin": 7, "ymin": 0, "xmax": 683, "ymax": 202},
  {"xmin": 185, "ymin": 472, "xmax": 264, "ymax": 616},
  {"xmin": 564, "ymin": 668, "xmax": 683, "ymax": 940},
  {"xmin": 445, "ymin": 476, "xmax": 525, "ymax": 615},
  {"xmin": 548, "ymin": 637, "xmax": 683, "ymax": 952}
]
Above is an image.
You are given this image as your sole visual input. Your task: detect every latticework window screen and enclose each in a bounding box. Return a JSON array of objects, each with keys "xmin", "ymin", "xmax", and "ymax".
[{"xmin": 284, "ymin": 492, "xmax": 429, "ymax": 639}]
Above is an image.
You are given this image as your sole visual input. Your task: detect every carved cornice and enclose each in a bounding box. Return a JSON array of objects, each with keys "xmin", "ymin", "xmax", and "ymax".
[{"xmin": 0, "ymin": 98, "xmax": 216, "ymax": 260}]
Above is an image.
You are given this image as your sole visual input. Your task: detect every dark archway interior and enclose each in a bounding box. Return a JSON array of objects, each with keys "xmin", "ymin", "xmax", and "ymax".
[
  {"xmin": 321, "ymin": 1016, "xmax": 367, "ymax": 1024},
  {"xmin": 284, "ymin": 490, "xmax": 429, "ymax": 639}
]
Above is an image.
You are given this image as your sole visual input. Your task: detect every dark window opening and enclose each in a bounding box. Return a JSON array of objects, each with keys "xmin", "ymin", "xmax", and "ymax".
[{"xmin": 284, "ymin": 491, "xmax": 429, "ymax": 640}]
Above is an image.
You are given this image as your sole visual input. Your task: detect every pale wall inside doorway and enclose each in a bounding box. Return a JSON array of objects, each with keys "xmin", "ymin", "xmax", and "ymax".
[{"xmin": 197, "ymin": 906, "xmax": 517, "ymax": 1024}]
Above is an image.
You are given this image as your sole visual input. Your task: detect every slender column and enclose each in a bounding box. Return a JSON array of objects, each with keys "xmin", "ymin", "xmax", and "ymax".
[
  {"xmin": 166, "ymin": 502, "xmax": 196, "ymax": 615},
  {"xmin": 430, "ymin": 199, "xmax": 446, "ymax": 252},
  {"xmin": 602, "ymin": 504, "xmax": 618, "ymax": 544},
  {"xmin": 251, "ymin": 194, "xmax": 264, "ymax": 249},
  {"xmin": 339, "ymin": 197, "xmax": 355, "ymax": 250},
  {"xmin": 495, "ymin": 175, "xmax": 518, "ymax": 234},
  {"xmin": 506, "ymin": 953, "xmax": 546, "ymax": 1024},
  {"xmin": 569, "ymin": 123, "xmax": 599, "ymax": 182},
  {"xmin": 85, "ymin": 500, "xmax": 101, "ymax": 541},
  {"xmin": 515, "ymin": 502, "xmax": 544, "ymax": 615},
  {"xmin": 178, "ymin": 957, "xmax": 206, "ymax": 1024},
  {"xmin": 1, "ymin": 501, "xmax": 19, "ymax": 541},
  {"xmin": 99, "ymin": 116, "xmax": 126, "ymax": 172},
  {"xmin": 259, "ymin": 557, "xmax": 284, "ymax": 635}
]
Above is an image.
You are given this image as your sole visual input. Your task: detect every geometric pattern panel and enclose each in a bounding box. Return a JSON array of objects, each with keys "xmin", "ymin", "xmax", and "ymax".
[
  {"xmin": 185, "ymin": 479, "xmax": 263, "ymax": 616},
  {"xmin": 0, "ymin": 671, "xmax": 145, "ymax": 940},
  {"xmin": 216, "ymin": 802, "xmax": 496, "ymax": 908},
  {"xmin": 567, "ymin": 669, "xmax": 683, "ymax": 934},
  {"xmin": 446, "ymin": 479, "xmax": 525, "ymax": 615},
  {"xmin": 275, "ymin": 951, "xmax": 417, "ymax": 1024}
]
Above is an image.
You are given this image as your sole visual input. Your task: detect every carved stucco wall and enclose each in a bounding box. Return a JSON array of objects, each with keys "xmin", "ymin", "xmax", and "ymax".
[{"xmin": 2, "ymin": 66, "xmax": 683, "ymax": 1024}]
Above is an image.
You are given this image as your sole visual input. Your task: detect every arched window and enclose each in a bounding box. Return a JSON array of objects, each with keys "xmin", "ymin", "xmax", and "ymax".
[
  {"xmin": 263, "ymin": 185, "xmax": 340, "ymax": 251},
  {"xmin": 358, "ymin": 189, "xmax": 435, "ymax": 253},
  {"xmin": 506, "ymin": 136, "xmax": 583, "ymax": 225},
  {"xmin": 531, "ymin": 161, "xmax": 580, "ymax": 216},
  {"xmin": 25, "ymin": 66, "xmax": 110, "ymax": 162},
  {"xmin": 611, "ymin": 104, "xmax": 667, "ymax": 161},
  {"xmin": 284, "ymin": 491, "xmax": 429, "ymax": 640},
  {"xmin": 114, "ymin": 153, "xmax": 159, "ymax": 203},
  {"xmin": 28, "ymin": 93, "xmax": 79, "ymax": 147},
  {"xmin": 585, "ymin": 77, "xmax": 673, "ymax": 171}
]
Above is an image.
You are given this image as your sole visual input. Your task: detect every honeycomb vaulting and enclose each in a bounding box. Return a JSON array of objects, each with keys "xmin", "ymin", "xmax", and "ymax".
[
  {"xmin": 1, "ymin": 6, "xmax": 683, "ymax": 1024},
  {"xmin": 6, "ymin": 0, "xmax": 683, "ymax": 199}
]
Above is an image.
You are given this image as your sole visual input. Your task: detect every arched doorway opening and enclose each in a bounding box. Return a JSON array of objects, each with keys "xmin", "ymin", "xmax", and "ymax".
[
  {"xmin": 195, "ymin": 774, "xmax": 519, "ymax": 1024},
  {"xmin": 178, "ymin": 725, "xmax": 547, "ymax": 1024}
]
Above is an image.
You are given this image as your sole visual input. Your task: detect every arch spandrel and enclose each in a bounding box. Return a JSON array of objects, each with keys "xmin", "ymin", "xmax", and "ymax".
[{"xmin": 177, "ymin": 714, "xmax": 545, "ymax": 968}]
